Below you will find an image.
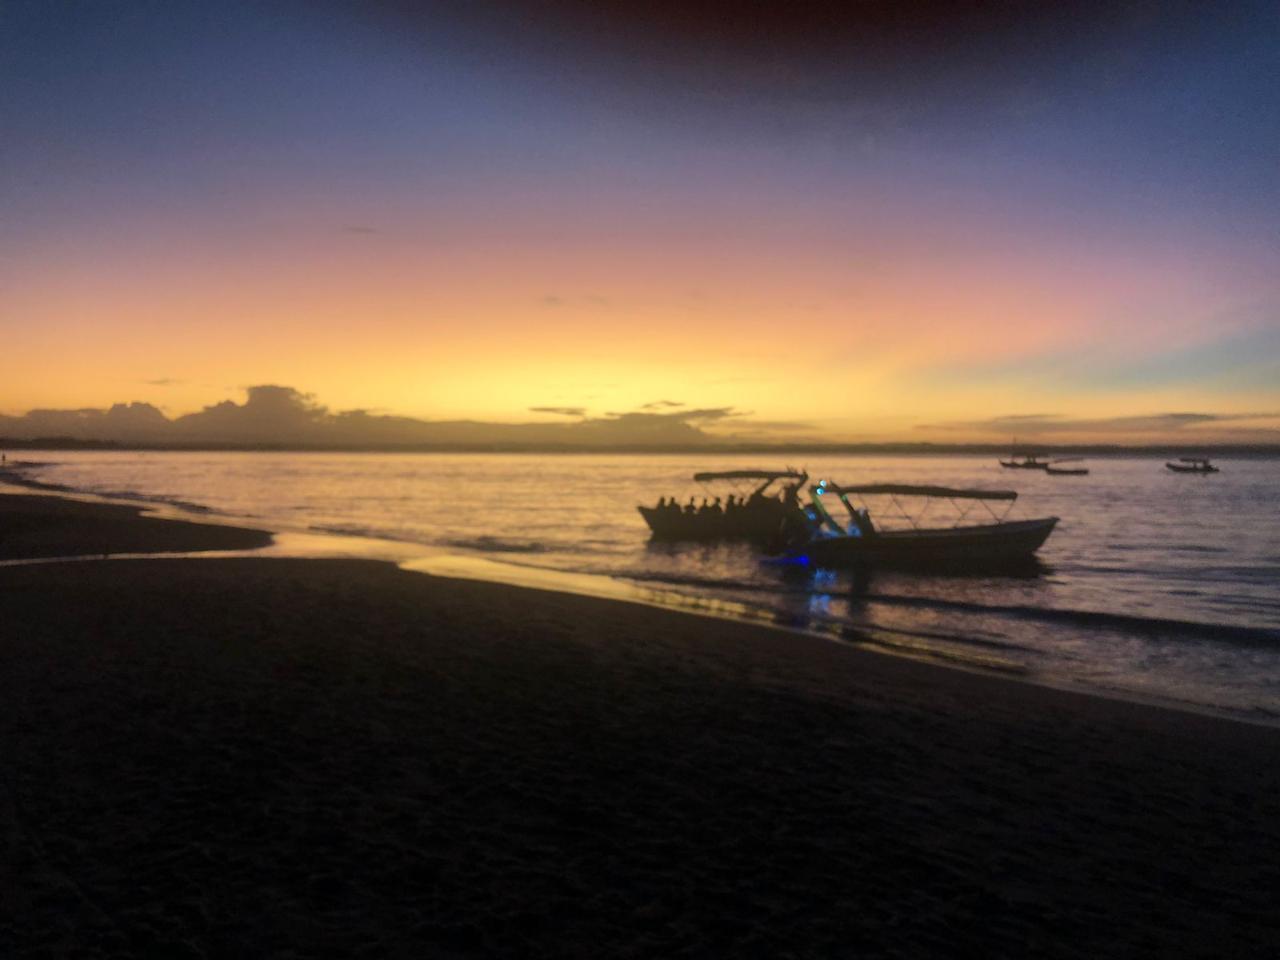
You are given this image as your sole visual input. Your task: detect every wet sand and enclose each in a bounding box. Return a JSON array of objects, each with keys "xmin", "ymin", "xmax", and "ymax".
[
  {"xmin": 0, "ymin": 493, "xmax": 272, "ymax": 559},
  {"xmin": 2, "ymin": 495, "xmax": 1279, "ymax": 957}
]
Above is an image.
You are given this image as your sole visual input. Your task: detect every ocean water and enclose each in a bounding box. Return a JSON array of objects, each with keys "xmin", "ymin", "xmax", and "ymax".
[{"xmin": 4, "ymin": 450, "xmax": 1279, "ymax": 723}]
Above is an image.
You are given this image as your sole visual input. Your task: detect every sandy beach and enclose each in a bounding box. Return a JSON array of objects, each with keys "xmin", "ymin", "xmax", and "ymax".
[
  {"xmin": 2, "ymin": 494, "xmax": 1279, "ymax": 958},
  {"xmin": 0, "ymin": 493, "xmax": 272, "ymax": 560}
]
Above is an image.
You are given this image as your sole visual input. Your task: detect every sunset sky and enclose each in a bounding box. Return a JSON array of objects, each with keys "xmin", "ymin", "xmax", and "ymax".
[{"xmin": 3, "ymin": 1, "xmax": 1279, "ymax": 444}]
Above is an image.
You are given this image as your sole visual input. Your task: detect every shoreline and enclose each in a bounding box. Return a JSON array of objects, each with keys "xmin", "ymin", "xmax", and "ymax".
[
  {"xmin": 2, "ymin": 486, "xmax": 1276, "ymax": 730},
  {"xmin": 0, "ymin": 491, "xmax": 272, "ymax": 560}
]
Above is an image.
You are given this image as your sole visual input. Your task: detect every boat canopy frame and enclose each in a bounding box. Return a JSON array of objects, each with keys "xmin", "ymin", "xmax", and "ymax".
[
  {"xmin": 810, "ymin": 482, "xmax": 1019, "ymax": 532},
  {"xmin": 691, "ymin": 469, "xmax": 808, "ymax": 483},
  {"xmin": 691, "ymin": 468, "xmax": 808, "ymax": 498}
]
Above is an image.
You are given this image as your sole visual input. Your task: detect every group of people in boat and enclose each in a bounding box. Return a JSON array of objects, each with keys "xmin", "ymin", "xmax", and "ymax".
[
  {"xmin": 652, "ymin": 483, "xmax": 801, "ymax": 518},
  {"xmin": 642, "ymin": 482, "xmax": 806, "ymax": 542},
  {"xmin": 639, "ymin": 470, "xmax": 1062, "ymax": 563}
]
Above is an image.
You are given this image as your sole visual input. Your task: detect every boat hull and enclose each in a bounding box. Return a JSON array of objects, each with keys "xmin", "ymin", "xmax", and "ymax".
[
  {"xmin": 1166, "ymin": 462, "xmax": 1218, "ymax": 473},
  {"xmin": 638, "ymin": 504, "xmax": 792, "ymax": 542},
  {"xmin": 799, "ymin": 517, "xmax": 1059, "ymax": 569},
  {"xmin": 999, "ymin": 461, "xmax": 1048, "ymax": 470},
  {"xmin": 1045, "ymin": 467, "xmax": 1089, "ymax": 476}
]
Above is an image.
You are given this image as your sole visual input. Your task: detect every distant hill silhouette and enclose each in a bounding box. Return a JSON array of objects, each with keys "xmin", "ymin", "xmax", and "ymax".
[
  {"xmin": 3, "ymin": 386, "xmax": 1278, "ymax": 454},
  {"xmin": 0, "ymin": 386, "xmax": 725, "ymax": 450}
]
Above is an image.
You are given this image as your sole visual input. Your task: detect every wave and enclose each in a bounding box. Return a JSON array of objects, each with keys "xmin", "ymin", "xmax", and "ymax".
[
  {"xmin": 309, "ymin": 524, "xmax": 426, "ymax": 545},
  {"xmin": 1058, "ymin": 561, "xmax": 1280, "ymax": 586},
  {"xmin": 1106, "ymin": 542, "xmax": 1228, "ymax": 554},
  {"xmin": 1, "ymin": 467, "xmax": 218, "ymax": 516},
  {"xmin": 305, "ymin": 523, "xmax": 568, "ymax": 556},
  {"xmin": 832, "ymin": 618, "xmax": 1037, "ymax": 655},
  {"xmin": 606, "ymin": 568, "xmax": 1280, "ymax": 646},
  {"xmin": 0, "ymin": 469, "xmax": 75, "ymax": 494},
  {"xmin": 442, "ymin": 536, "xmax": 553, "ymax": 555},
  {"xmin": 618, "ymin": 569, "xmax": 815, "ymax": 597},
  {"xmin": 93, "ymin": 489, "xmax": 217, "ymax": 514},
  {"xmin": 307, "ymin": 526, "xmax": 554, "ymax": 556},
  {"xmin": 844, "ymin": 593, "xmax": 1280, "ymax": 646}
]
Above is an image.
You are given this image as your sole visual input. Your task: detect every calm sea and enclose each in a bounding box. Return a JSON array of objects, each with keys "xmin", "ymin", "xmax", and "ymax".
[{"xmin": 5, "ymin": 451, "xmax": 1279, "ymax": 723}]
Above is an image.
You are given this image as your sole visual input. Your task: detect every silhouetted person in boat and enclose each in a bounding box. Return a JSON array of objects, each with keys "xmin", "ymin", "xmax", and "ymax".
[
  {"xmin": 685, "ymin": 497, "xmax": 697, "ymax": 515},
  {"xmin": 851, "ymin": 508, "xmax": 876, "ymax": 538},
  {"xmin": 782, "ymin": 482, "xmax": 801, "ymax": 509}
]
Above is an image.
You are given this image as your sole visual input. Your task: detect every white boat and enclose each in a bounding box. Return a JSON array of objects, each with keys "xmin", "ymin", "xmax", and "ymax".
[{"xmin": 787, "ymin": 482, "xmax": 1058, "ymax": 568}]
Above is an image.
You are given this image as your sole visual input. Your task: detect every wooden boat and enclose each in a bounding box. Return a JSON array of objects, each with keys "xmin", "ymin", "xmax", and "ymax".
[
  {"xmin": 788, "ymin": 482, "xmax": 1057, "ymax": 568},
  {"xmin": 1044, "ymin": 458, "xmax": 1089, "ymax": 476},
  {"xmin": 638, "ymin": 469, "xmax": 807, "ymax": 542},
  {"xmin": 999, "ymin": 451, "xmax": 1049, "ymax": 469},
  {"xmin": 1166, "ymin": 457, "xmax": 1218, "ymax": 474}
]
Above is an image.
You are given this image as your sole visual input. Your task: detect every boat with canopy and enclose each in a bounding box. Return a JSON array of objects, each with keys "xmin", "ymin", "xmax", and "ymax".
[
  {"xmin": 1044, "ymin": 458, "xmax": 1089, "ymax": 476},
  {"xmin": 999, "ymin": 450, "xmax": 1049, "ymax": 469},
  {"xmin": 638, "ymin": 468, "xmax": 807, "ymax": 542},
  {"xmin": 788, "ymin": 481, "xmax": 1058, "ymax": 568},
  {"xmin": 1166, "ymin": 457, "xmax": 1219, "ymax": 474},
  {"xmin": 1000, "ymin": 450, "xmax": 1088, "ymax": 475}
]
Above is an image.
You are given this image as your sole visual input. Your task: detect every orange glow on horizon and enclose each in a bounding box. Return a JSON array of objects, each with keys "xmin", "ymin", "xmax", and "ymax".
[{"xmin": 4, "ymin": 131, "xmax": 1277, "ymax": 448}]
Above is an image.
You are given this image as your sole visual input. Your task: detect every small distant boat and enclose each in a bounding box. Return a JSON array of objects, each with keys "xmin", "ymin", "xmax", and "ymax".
[
  {"xmin": 1044, "ymin": 458, "xmax": 1089, "ymax": 476},
  {"xmin": 787, "ymin": 482, "xmax": 1058, "ymax": 568},
  {"xmin": 1166, "ymin": 457, "xmax": 1219, "ymax": 474},
  {"xmin": 999, "ymin": 451, "xmax": 1049, "ymax": 469},
  {"xmin": 638, "ymin": 468, "xmax": 808, "ymax": 542}
]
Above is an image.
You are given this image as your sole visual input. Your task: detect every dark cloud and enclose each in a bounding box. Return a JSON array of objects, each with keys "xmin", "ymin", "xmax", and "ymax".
[
  {"xmin": 985, "ymin": 413, "xmax": 1060, "ymax": 423},
  {"xmin": 720, "ymin": 418, "xmax": 815, "ymax": 433},
  {"xmin": 0, "ymin": 402, "xmax": 169, "ymax": 442},
  {"xmin": 604, "ymin": 407, "xmax": 735, "ymax": 423},
  {"xmin": 640, "ymin": 400, "xmax": 684, "ymax": 410},
  {"xmin": 142, "ymin": 378, "xmax": 183, "ymax": 386},
  {"xmin": 538, "ymin": 294, "xmax": 610, "ymax": 308},
  {"xmin": 498, "ymin": 1, "xmax": 1104, "ymax": 58},
  {"xmin": 0, "ymin": 387, "xmax": 753, "ymax": 447},
  {"xmin": 918, "ymin": 412, "xmax": 1280, "ymax": 435},
  {"xmin": 343, "ymin": 225, "xmax": 379, "ymax": 234},
  {"xmin": 171, "ymin": 386, "xmax": 330, "ymax": 443},
  {"xmin": 360, "ymin": 0, "xmax": 1166, "ymax": 109},
  {"xmin": 915, "ymin": 326, "xmax": 1280, "ymax": 396},
  {"xmin": 529, "ymin": 406, "xmax": 587, "ymax": 417},
  {"xmin": 4, "ymin": 387, "xmax": 1276, "ymax": 447}
]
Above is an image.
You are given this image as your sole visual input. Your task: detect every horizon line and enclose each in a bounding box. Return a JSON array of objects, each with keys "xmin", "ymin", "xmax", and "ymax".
[{"xmin": 4, "ymin": 438, "xmax": 1279, "ymax": 457}]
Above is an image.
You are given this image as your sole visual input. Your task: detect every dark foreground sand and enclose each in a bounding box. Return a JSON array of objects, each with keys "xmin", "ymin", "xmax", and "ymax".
[
  {"xmin": 2, "ymin": 497, "xmax": 1279, "ymax": 958},
  {"xmin": 0, "ymin": 493, "xmax": 272, "ymax": 559}
]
